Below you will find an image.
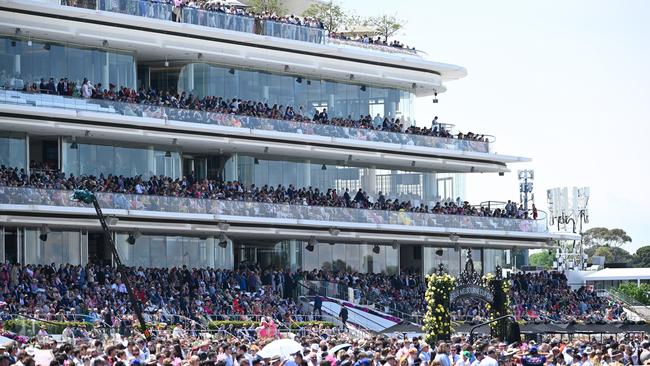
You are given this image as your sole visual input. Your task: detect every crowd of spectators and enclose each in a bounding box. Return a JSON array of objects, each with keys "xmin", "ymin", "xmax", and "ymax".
[
  {"xmin": 0, "ymin": 263, "xmax": 309, "ymax": 332},
  {"xmin": 0, "ymin": 166, "xmax": 530, "ymax": 220},
  {"xmin": 303, "ymin": 270, "xmax": 627, "ymax": 324},
  {"xmin": 1, "ymin": 314, "xmax": 649, "ymax": 366},
  {"xmin": 2, "ymin": 76, "xmax": 488, "ymax": 146},
  {"xmin": 510, "ymin": 271, "xmax": 626, "ymax": 323},
  {"xmin": 65, "ymin": 0, "xmax": 417, "ymax": 53}
]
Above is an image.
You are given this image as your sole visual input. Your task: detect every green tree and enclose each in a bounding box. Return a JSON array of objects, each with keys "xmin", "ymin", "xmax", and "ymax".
[
  {"xmin": 245, "ymin": 0, "xmax": 286, "ymax": 14},
  {"xmin": 585, "ymin": 245, "xmax": 633, "ymax": 264},
  {"xmin": 583, "ymin": 227, "xmax": 632, "ymax": 248},
  {"xmin": 302, "ymin": 2, "xmax": 346, "ymax": 33},
  {"xmin": 632, "ymin": 245, "xmax": 650, "ymax": 267},
  {"xmin": 529, "ymin": 251, "xmax": 554, "ymax": 269},
  {"xmin": 366, "ymin": 14, "xmax": 406, "ymax": 42}
]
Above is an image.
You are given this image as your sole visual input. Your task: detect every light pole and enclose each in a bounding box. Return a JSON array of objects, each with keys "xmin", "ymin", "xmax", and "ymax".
[{"xmin": 518, "ymin": 170, "xmax": 534, "ymax": 211}]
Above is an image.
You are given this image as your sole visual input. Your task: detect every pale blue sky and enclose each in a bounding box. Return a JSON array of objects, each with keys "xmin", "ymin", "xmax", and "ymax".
[{"xmin": 341, "ymin": 0, "xmax": 650, "ymax": 252}]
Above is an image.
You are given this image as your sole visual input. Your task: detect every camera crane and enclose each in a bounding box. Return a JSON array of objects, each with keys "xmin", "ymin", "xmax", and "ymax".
[{"xmin": 72, "ymin": 189, "xmax": 150, "ymax": 339}]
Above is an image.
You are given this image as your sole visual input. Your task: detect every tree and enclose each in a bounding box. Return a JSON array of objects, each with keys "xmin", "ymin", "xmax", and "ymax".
[
  {"xmin": 529, "ymin": 251, "xmax": 554, "ymax": 269},
  {"xmin": 366, "ymin": 14, "xmax": 406, "ymax": 42},
  {"xmin": 302, "ymin": 2, "xmax": 346, "ymax": 34},
  {"xmin": 583, "ymin": 227, "xmax": 632, "ymax": 248},
  {"xmin": 585, "ymin": 245, "xmax": 633, "ymax": 264},
  {"xmin": 632, "ymin": 246, "xmax": 650, "ymax": 267},
  {"xmin": 245, "ymin": 0, "xmax": 286, "ymax": 14}
]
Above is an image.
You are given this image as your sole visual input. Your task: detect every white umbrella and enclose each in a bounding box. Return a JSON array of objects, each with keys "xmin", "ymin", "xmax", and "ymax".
[
  {"xmin": 329, "ymin": 343, "xmax": 352, "ymax": 355},
  {"xmin": 257, "ymin": 339, "xmax": 303, "ymax": 359}
]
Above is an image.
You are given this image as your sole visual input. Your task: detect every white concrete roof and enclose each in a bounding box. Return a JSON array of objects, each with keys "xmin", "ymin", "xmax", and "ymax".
[{"xmin": 583, "ymin": 268, "xmax": 650, "ymax": 281}]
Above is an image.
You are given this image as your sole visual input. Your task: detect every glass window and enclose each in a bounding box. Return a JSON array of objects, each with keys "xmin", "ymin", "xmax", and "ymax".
[
  {"xmin": 23, "ymin": 228, "xmax": 82, "ymax": 265},
  {"xmin": 176, "ymin": 63, "xmax": 416, "ymax": 121},
  {"xmin": 0, "ymin": 37, "xmax": 135, "ymax": 91},
  {"xmin": 116, "ymin": 233, "xmax": 233, "ymax": 268},
  {"xmin": 0, "ymin": 133, "xmax": 26, "ymax": 169},
  {"xmin": 63, "ymin": 139, "xmax": 182, "ymax": 179}
]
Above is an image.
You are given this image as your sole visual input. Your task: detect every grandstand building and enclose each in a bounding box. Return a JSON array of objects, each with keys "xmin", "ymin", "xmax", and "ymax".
[{"xmin": 0, "ymin": 0, "xmax": 577, "ymax": 275}]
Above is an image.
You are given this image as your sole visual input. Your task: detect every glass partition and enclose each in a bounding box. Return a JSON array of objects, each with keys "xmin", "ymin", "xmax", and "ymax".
[
  {"xmin": 62, "ymin": 139, "xmax": 182, "ymax": 179},
  {"xmin": 0, "ymin": 133, "xmax": 26, "ymax": 169},
  {"xmin": 301, "ymin": 242, "xmax": 399, "ymax": 274},
  {"xmin": 115, "ymin": 233, "xmax": 233, "ymax": 269},
  {"xmin": 0, "ymin": 37, "xmax": 136, "ymax": 91},
  {"xmin": 0, "ymin": 187, "xmax": 548, "ymax": 233},
  {"xmin": 178, "ymin": 63, "xmax": 416, "ymax": 121},
  {"xmin": 23, "ymin": 228, "xmax": 82, "ymax": 265},
  {"xmin": 0, "ymin": 89, "xmax": 489, "ymax": 153}
]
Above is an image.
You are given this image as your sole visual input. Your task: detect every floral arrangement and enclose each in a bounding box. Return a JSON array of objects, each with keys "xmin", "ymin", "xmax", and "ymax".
[
  {"xmin": 423, "ymin": 272, "xmax": 456, "ymax": 343},
  {"xmin": 0, "ymin": 330, "xmax": 30, "ymax": 344},
  {"xmin": 484, "ymin": 272, "xmax": 511, "ymax": 339}
]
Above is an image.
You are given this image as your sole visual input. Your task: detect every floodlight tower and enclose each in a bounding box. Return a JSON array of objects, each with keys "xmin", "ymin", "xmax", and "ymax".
[{"xmin": 518, "ymin": 170, "xmax": 534, "ymax": 211}]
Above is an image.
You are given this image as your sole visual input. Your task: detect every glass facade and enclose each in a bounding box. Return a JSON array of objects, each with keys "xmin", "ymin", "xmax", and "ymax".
[
  {"xmin": 23, "ymin": 228, "xmax": 83, "ymax": 265},
  {"xmin": 423, "ymin": 246, "xmax": 486, "ymax": 276},
  {"xmin": 0, "ymin": 133, "xmax": 26, "ymax": 169},
  {"xmin": 178, "ymin": 63, "xmax": 416, "ymax": 122},
  {"xmin": 115, "ymin": 233, "xmax": 233, "ymax": 269},
  {"xmin": 301, "ymin": 242, "xmax": 399, "ymax": 274},
  {"xmin": 229, "ymin": 156, "xmax": 440, "ymax": 203},
  {"xmin": 0, "ymin": 37, "xmax": 136, "ymax": 91},
  {"xmin": 62, "ymin": 139, "xmax": 182, "ymax": 179}
]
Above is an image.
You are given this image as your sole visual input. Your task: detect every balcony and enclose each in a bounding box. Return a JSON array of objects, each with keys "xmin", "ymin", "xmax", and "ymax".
[
  {"xmin": 61, "ymin": 0, "xmax": 422, "ymax": 57},
  {"xmin": 0, "ymin": 187, "xmax": 548, "ymax": 234},
  {"xmin": 0, "ymin": 89, "xmax": 491, "ymax": 154}
]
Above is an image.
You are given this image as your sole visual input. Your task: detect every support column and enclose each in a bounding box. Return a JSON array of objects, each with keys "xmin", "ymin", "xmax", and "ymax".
[
  {"xmin": 147, "ymin": 145, "xmax": 155, "ymax": 177},
  {"xmin": 102, "ymin": 52, "xmax": 110, "ymax": 92},
  {"xmin": 301, "ymin": 160, "xmax": 311, "ymax": 187},
  {"xmin": 263, "ymin": 86, "xmax": 270, "ymax": 101},
  {"xmin": 14, "ymin": 54, "xmax": 21, "ymax": 76},
  {"xmin": 226, "ymin": 153, "xmax": 239, "ymax": 182},
  {"xmin": 185, "ymin": 63, "xmax": 195, "ymax": 93}
]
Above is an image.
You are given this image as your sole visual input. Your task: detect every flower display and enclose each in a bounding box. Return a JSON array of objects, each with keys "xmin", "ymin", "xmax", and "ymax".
[{"xmin": 423, "ymin": 273, "xmax": 456, "ymax": 343}]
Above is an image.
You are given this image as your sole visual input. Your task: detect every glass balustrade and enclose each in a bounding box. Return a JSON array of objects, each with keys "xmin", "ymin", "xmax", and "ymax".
[
  {"xmin": 0, "ymin": 88, "xmax": 490, "ymax": 153},
  {"xmin": 59, "ymin": 0, "xmax": 420, "ymax": 56},
  {"xmin": 0, "ymin": 187, "xmax": 548, "ymax": 233}
]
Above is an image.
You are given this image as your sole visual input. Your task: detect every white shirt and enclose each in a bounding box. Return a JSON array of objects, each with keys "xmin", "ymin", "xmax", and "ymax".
[{"xmin": 479, "ymin": 356, "xmax": 498, "ymax": 366}]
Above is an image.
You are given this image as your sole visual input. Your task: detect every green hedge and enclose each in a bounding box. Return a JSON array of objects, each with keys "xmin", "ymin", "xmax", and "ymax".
[
  {"xmin": 617, "ymin": 283, "xmax": 650, "ymax": 305},
  {"xmin": 4, "ymin": 319, "xmax": 92, "ymax": 336},
  {"xmin": 207, "ymin": 320, "xmax": 336, "ymax": 330}
]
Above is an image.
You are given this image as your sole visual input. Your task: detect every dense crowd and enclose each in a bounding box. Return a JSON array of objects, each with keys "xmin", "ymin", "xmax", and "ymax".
[
  {"xmin": 303, "ymin": 270, "xmax": 627, "ymax": 324},
  {"xmin": 4, "ymin": 76, "xmax": 488, "ymax": 146},
  {"xmin": 1, "ymin": 319, "xmax": 649, "ymax": 366},
  {"xmin": 0, "ymin": 263, "xmax": 310, "ymax": 331},
  {"xmin": 510, "ymin": 272, "xmax": 626, "ymax": 323},
  {"xmin": 0, "ymin": 166, "xmax": 529, "ymax": 221}
]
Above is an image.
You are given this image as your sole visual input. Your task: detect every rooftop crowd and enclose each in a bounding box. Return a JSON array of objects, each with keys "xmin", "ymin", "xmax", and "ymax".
[
  {"xmin": 66, "ymin": 0, "xmax": 417, "ymax": 52},
  {"xmin": 0, "ymin": 166, "xmax": 531, "ymax": 220},
  {"xmin": 3, "ymin": 76, "xmax": 488, "ymax": 146}
]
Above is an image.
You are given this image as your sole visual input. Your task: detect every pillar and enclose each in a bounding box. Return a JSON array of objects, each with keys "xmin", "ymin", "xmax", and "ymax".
[
  {"xmin": 225, "ymin": 153, "xmax": 239, "ymax": 182},
  {"xmin": 301, "ymin": 160, "xmax": 311, "ymax": 187},
  {"xmin": 185, "ymin": 63, "xmax": 195, "ymax": 94},
  {"xmin": 14, "ymin": 54, "xmax": 21, "ymax": 75},
  {"xmin": 102, "ymin": 52, "xmax": 110, "ymax": 92}
]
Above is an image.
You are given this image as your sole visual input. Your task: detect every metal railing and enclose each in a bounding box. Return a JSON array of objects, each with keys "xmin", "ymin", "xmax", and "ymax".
[
  {"xmin": 0, "ymin": 88, "xmax": 491, "ymax": 153},
  {"xmin": 0, "ymin": 187, "xmax": 549, "ymax": 233}
]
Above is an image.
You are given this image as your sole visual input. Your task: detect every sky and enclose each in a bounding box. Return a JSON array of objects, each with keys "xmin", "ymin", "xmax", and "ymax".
[{"xmin": 340, "ymin": 0, "xmax": 650, "ymax": 252}]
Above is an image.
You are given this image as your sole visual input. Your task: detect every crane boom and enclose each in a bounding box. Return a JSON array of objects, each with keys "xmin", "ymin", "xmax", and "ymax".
[{"xmin": 73, "ymin": 190, "xmax": 149, "ymax": 338}]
